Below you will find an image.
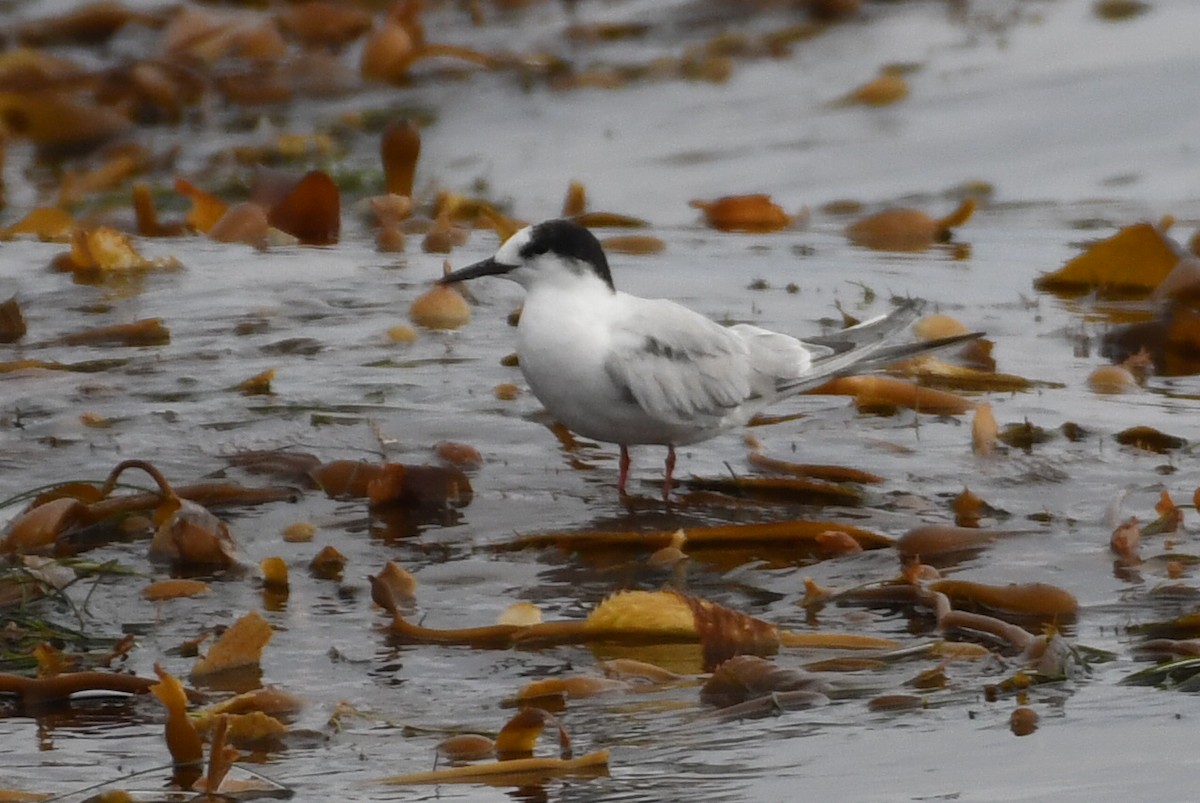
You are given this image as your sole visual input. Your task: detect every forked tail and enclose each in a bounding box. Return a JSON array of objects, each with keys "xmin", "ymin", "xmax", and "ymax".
[{"xmin": 779, "ymin": 300, "xmax": 982, "ymax": 393}]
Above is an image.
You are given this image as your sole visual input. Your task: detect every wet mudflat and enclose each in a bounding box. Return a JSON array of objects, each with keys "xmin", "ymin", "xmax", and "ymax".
[{"xmin": 3, "ymin": 1, "xmax": 1200, "ymax": 801}]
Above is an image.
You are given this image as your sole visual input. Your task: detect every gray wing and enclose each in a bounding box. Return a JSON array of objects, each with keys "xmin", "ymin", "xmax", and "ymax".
[{"xmin": 604, "ymin": 297, "xmax": 814, "ymax": 424}]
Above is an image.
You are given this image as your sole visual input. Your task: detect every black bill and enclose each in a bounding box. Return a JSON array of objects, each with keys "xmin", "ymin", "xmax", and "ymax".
[{"xmin": 439, "ymin": 257, "xmax": 512, "ymax": 284}]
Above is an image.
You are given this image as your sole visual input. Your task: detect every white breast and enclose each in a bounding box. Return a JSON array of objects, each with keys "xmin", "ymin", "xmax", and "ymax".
[{"xmin": 516, "ymin": 285, "xmax": 706, "ymax": 446}]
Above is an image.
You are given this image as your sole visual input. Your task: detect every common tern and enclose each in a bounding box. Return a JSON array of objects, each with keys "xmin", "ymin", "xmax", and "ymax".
[{"xmin": 441, "ymin": 218, "xmax": 979, "ymax": 500}]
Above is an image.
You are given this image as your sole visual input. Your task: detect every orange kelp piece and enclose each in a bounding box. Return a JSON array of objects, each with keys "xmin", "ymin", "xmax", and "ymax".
[
  {"xmin": 369, "ymin": 561, "xmax": 417, "ymax": 612},
  {"xmin": 309, "ymin": 460, "xmax": 386, "ymax": 497},
  {"xmin": 690, "ymin": 194, "xmax": 792, "ymax": 233},
  {"xmin": 410, "ymin": 282, "xmax": 470, "ymax": 329},
  {"xmin": 1150, "ymin": 256, "xmax": 1200, "ymax": 304},
  {"xmin": 151, "ymin": 664, "xmax": 204, "ymax": 769},
  {"xmin": 700, "ymin": 654, "xmax": 830, "ymax": 708},
  {"xmin": 366, "ymin": 464, "xmax": 473, "ymax": 508},
  {"xmin": 277, "ymin": 2, "xmax": 371, "ymax": 49},
  {"xmin": 378, "ymin": 751, "xmax": 610, "ymax": 785},
  {"xmin": 0, "ymin": 670, "xmax": 156, "ymax": 704},
  {"xmin": 808, "ymin": 375, "xmax": 974, "ymax": 415},
  {"xmin": 1, "ymin": 497, "xmax": 87, "ymax": 554},
  {"xmin": 191, "ymin": 611, "xmax": 273, "ymax": 680},
  {"xmin": 260, "ymin": 557, "xmax": 289, "ymax": 590},
  {"xmin": 514, "ymin": 676, "xmax": 626, "ymax": 705},
  {"xmin": 846, "ymin": 199, "xmax": 975, "ymax": 251},
  {"xmin": 149, "ymin": 498, "xmax": 238, "ymax": 568},
  {"xmin": 0, "ymin": 207, "xmax": 75, "ymax": 241},
  {"xmin": 601, "ymin": 234, "xmax": 665, "ymax": 254},
  {"xmin": 438, "ymin": 734, "xmax": 496, "ymax": 762},
  {"xmin": 61, "ymin": 318, "xmax": 170, "ymax": 347},
  {"xmin": 142, "ymin": 579, "xmax": 211, "ymax": 601},
  {"xmin": 308, "ymin": 545, "xmax": 346, "ymax": 580},
  {"xmin": 562, "ymin": 180, "xmax": 587, "ymax": 217},
  {"xmin": 1110, "ymin": 517, "xmax": 1140, "ymax": 561},
  {"xmin": 843, "ymin": 71, "xmax": 908, "ymax": 107},
  {"xmin": 0, "ymin": 297, "xmax": 25, "ymax": 343},
  {"xmin": 201, "ymin": 685, "xmax": 303, "ymax": 719},
  {"xmin": 195, "ymin": 709, "xmax": 286, "ymax": 751},
  {"xmin": 387, "ymin": 589, "xmax": 780, "ymax": 670},
  {"xmin": 199, "ymin": 716, "xmax": 237, "ymax": 794},
  {"xmin": 504, "ymin": 519, "xmax": 891, "ymax": 552},
  {"xmin": 683, "ymin": 475, "xmax": 863, "ymax": 505},
  {"xmin": 895, "ymin": 524, "xmax": 1001, "ymax": 558},
  {"xmin": 208, "ymin": 203, "xmax": 270, "ymax": 248},
  {"xmin": 1034, "ymin": 222, "xmax": 1181, "ymax": 295},
  {"xmin": 891, "ymin": 358, "xmax": 1038, "ymax": 393},
  {"xmin": 929, "ymin": 580, "xmax": 1078, "ymax": 621},
  {"xmin": 495, "ymin": 707, "xmax": 571, "ymax": 759},
  {"xmin": 255, "ymin": 169, "xmax": 340, "ymax": 245},
  {"xmin": 972, "ymin": 402, "xmax": 998, "ymax": 455},
  {"xmin": 56, "ymin": 228, "xmax": 180, "ymax": 273},
  {"xmin": 381, "ymin": 119, "xmax": 420, "ymax": 197},
  {"xmin": 0, "ymin": 92, "xmax": 130, "ymax": 154},
  {"xmin": 1115, "ymin": 425, "xmax": 1186, "ymax": 453},
  {"xmin": 745, "ymin": 437, "xmax": 884, "ymax": 483},
  {"xmin": 434, "ymin": 440, "xmax": 483, "ymax": 470},
  {"xmin": 174, "ymin": 177, "xmax": 228, "ymax": 233}
]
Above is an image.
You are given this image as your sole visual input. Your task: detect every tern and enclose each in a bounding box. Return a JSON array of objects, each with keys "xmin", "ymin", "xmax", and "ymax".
[{"xmin": 441, "ymin": 218, "xmax": 979, "ymax": 501}]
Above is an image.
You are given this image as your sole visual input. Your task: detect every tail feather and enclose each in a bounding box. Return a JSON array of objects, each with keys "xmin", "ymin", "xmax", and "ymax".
[{"xmin": 778, "ymin": 302, "xmax": 982, "ymax": 394}]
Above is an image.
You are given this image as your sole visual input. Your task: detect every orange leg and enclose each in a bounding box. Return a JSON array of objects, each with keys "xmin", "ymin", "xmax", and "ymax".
[
  {"xmin": 617, "ymin": 445, "xmax": 631, "ymax": 496},
  {"xmin": 662, "ymin": 445, "xmax": 676, "ymax": 502}
]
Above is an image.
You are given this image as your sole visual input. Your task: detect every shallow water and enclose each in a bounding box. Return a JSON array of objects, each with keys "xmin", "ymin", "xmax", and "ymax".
[{"xmin": 3, "ymin": 0, "xmax": 1200, "ymax": 801}]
